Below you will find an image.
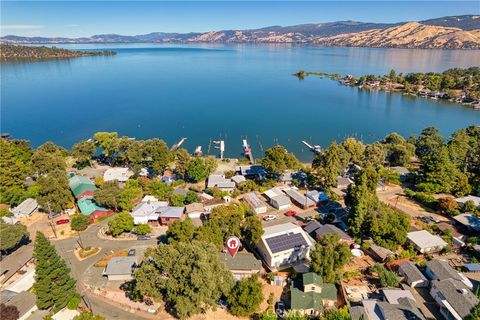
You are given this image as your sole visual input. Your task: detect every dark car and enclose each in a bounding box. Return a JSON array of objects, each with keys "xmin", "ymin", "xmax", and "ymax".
[
  {"xmin": 128, "ymin": 249, "xmax": 136, "ymax": 256},
  {"xmin": 137, "ymin": 235, "xmax": 151, "ymax": 240},
  {"xmin": 56, "ymin": 219, "xmax": 70, "ymax": 225},
  {"xmin": 275, "ymin": 301, "xmax": 285, "ymax": 316}
]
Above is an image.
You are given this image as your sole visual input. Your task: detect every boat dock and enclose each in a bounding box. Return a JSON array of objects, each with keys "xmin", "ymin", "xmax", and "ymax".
[
  {"xmin": 213, "ymin": 140, "xmax": 225, "ymax": 159},
  {"xmin": 242, "ymin": 139, "xmax": 254, "ymax": 164},
  {"xmin": 301, "ymin": 140, "xmax": 322, "ymax": 154},
  {"xmin": 171, "ymin": 137, "xmax": 187, "ymax": 151}
]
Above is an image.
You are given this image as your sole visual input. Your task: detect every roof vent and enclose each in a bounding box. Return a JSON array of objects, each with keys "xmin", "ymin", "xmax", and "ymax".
[{"xmin": 457, "ymin": 288, "xmax": 468, "ymax": 295}]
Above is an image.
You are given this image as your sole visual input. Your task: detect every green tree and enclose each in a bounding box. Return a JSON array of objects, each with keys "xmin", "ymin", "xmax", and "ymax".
[
  {"xmin": 310, "ymin": 233, "xmax": 352, "ymax": 283},
  {"xmin": 145, "ymin": 138, "xmax": 173, "ymax": 174},
  {"xmin": 261, "ymin": 145, "xmax": 300, "ymax": 176},
  {"xmin": 341, "ymin": 137, "xmax": 365, "ymax": 164},
  {"xmin": 174, "ymin": 149, "xmax": 191, "ymax": 178},
  {"xmin": 465, "ymin": 302, "xmax": 480, "ymax": 320},
  {"xmin": 241, "ymin": 215, "xmax": 264, "ymax": 246},
  {"xmin": 94, "ymin": 180, "xmax": 122, "ymax": 210},
  {"xmin": 166, "ymin": 218, "xmax": 196, "ymax": 243},
  {"xmin": 135, "ymin": 223, "xmax": 151, "ymax": 235},
  {"xmin": 145, "ymin": 179, "xmax": 173, "ymax": 201},
  {"xmin": 312, "ymin": 142, "xmax": 344, "ymax": 190},
  {"xmin": 370, "ymin": 264, "xmax": 399, "ymax": 288},
  {"xmin": 322, "ymin": 306, "xmax": 352, "ymax": 320},
  {"xmin": 169, "ymin": 193, "xmax": 185, "ymax": 207},
  {"xmin": 184, "ymin": 191, "xmax": 200, "ymax": 204},
  {"xmin": 0, "ymin": 221, "xmax": 28, "ymax": 253},
  {"xmin": 93, "ymin": 132, "xmax": 120, "ymax": 157},
  {"xmin": 70, "ymin": 215, "xmax": 90, "ymax": 231},
  {"xmin": 118, "ymin": 179, "xmax": 143, "ymax": 211},
  {"xmin": 186, "ymin": 158, "xmax": 209, "ymax": 182},
  {"xmin": 32, "ymin": 142, "xmax": 66, "ymax": 175},
  {"xmin": 134, "ymin": 241, "xmax": 234, "ymax": 319},
  {"xmin": 73, "ymin": 312, "xmax": 105, "ymax": 320},
  {"xmin": 37, "ymin": 170, "xmax": 73, "ymax": 213},
  {"xmin": 237, "ymin": 180, "xmax": 259, "ymax": 193},
  {"xmin": 256, "ymin": 310, "xmax": 278, "ymax": 320},
  {"xmin": 228, "ymin": 275, "xmax": 263, "ymax": 316},
  {"xmin": 283, "ymin": 310, "xmax": 306, "ymax": 320},
  {"xmin": 0, "ymin": 208, "xmax": 13, "ymax": 217},
  {"xmin": 0, "ymin": 139, "xmax": 32, "ymax": 205},
  {"xmin": 363, "ymin": 142, "xmax": 387, "ymax": 167},
  {"xmin": 34, "ymin": 232, "xmax": 76, "ymax": 311},
  {"xmin": 71, "ymin": 140, "xmax": 96, "ymax": 168},
  {"xmin": 108, "ymin": 212, "xmax": 134, "ymax": 236},
  {"xmin": 416, "ymin": 127, "xmax": 444, "ymax": 158}
]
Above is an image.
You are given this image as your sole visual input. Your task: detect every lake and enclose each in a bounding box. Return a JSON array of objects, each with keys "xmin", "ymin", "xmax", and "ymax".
[{"xmin": 1, "ymin": 44, "xmax": 479, "ymax": 161}]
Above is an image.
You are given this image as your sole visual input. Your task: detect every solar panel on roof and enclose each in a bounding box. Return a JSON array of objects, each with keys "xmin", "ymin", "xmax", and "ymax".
[{"xmin": 265, "ymin": 233, "xmax": 308, "ymax": 254}]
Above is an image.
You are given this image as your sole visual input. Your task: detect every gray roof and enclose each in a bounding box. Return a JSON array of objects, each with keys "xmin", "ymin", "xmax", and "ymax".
[
  {"xmin": 369, "ymin": 243, "xmax": 395, "ymax": 261},
  {"xmin": 0, "ymin": 245, "xmax": 34, "ymax": 284},
  {"xmin": 207, "ymin": 175, "xmax": 235, "ymax": 189},
  {"xmin": 377, "ymin": 298, "xmax": 425, "ymax": 320},
  {"xmin": 231, "ymin": 175, "xmax": 246, "ymax": 184},
  {"xmin": 453, "ymin": 213, "xmax": 480, "ymax": 231},
  {"xmin": 407, "ymin": 230, "xmax": 447, "ymax": 250},
  {"xmin": 455, "ymin": 195, "xmax": 480, "ymax": 207},
  {"xmin": 390, "ymin": 166, "xmax": 410, "ymax": 175},
  {"xmin": 157, "ymin": 206, "xmax": 184, "ymax": 218},
  {"xmin": 270, "ymin": 194, "xmax": 291, "ymax": 207},
  {"xmin": 433, "ymin": 278, "xmax": 479, "ymax": 318},
  {"xmin": 426, "ymin": 259, "xmax": 462, "ymax": 281},
  {"xmin": 349, "ymin": 306, "xmax": 367, "ymax": 320},
  {"xmin": 337, "ymin": 176, "xmax": 353, "ymax": 187},
  {"xmin": 242, "ymin": 192, "xmax": 267, "ymax": 210},
  {"xmin": 236, "ymin": 165, "xmax": 266, "ymax": 176},
  {"xmin": 314, "ymin": 224, "xmax": 353, "ymax": 242},
  {"xmin": 104, "ymin": 256, "xmax": 137, "ymax": 275},
  {"xmin": 218, "ymin": 252, "xmax": 261, "ymax": 271},
  {"xmin": 0, "ymin": 290, "xmax": 37, "ymax": 317},
  {"xmin": 398, "ymin": 261, "xmax": 427, "ymax": 283},
  {"xmin": 283, "ymin": 189, "xmax": 315, "ymax": 207},
  {"xmin": 11, "ymin": 198, "xmax": 38, "ymax": 217},
  {"xmin": 303, "ymin": 220, "xmax": 322, "ymax": 235}
]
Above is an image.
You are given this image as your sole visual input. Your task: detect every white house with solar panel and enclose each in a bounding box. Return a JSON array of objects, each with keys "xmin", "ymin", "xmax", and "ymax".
[{"xmin": 257, "ymin": 222, "xmax": 315, "ymax": 269}]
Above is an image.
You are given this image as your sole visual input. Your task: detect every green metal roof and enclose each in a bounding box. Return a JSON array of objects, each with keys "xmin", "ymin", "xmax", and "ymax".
[
  {"xmin": 303, "ymin": 272, "xmax": 323, "ymax": 286},
  {"xmin": 290, "ymin": 272, "xmax": 337, "ymax": 312},
  {"xmin": 72, "ymin": 183, "xmax": 96, "ymax": 198},
  {"xmin": 77, "ymin": 198, "xmax": 108, "ymax": 216},
  {"xmin": 68, "ymin": 175, "xmax": 93, "ymax": 190}
]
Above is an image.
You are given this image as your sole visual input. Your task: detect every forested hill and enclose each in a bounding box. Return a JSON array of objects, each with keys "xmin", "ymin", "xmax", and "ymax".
[{"xmin": 0, "ymin": 44, "xmax": 116, "ymax": 61}]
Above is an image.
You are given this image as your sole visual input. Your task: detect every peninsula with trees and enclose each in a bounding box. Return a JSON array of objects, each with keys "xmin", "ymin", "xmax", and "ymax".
[
  {"xmin": 0, "ymin": 44, "xmax": 116, "ymax": 61},
  {"xmin": 294, "ymin": 67, "xmax": 480, "ymax": 108}
]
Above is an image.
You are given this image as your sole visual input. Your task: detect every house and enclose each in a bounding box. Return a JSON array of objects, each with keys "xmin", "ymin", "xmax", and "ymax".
[
  {"xmin": 185, "ymin": 203, "xmax": 205, "ymax": 219},
  {"xmin": 313, "ymin": 224, "xmax": 354, "ymax": 244},
  {"xmin": 407, "ymin": 230, "xmax": 448, "ymax": 253},
  {"xmin": 264, "ymin": 188, "xmax": 291, "ymax": 210},
  {"xmin": 359, "ymin": 297, "xmax": 425, "ymax": 320},
  {"xmin": 390, "ymin": 167, "xmax": 410, "ymax": 182},
  {"xmin": 158, "ymin": 206, "xmax": 184, "ymax": 225},
  {"xmin": 0, "ymin": 290, "xmax": 37, "ymax": 320},
  {"xmin": 103, "ymin": 167, "xmax": 133, "ymax": 183},
  {"xmin": 290, "ymin": 272, "xmax": 337, "ymax": 316},
  {"xmin": 77, "ymin": 197, "xmax": 111, "ymax": 219},
  {"xmin": 242, "ymin": 192, "xmax": 268, "ymax": 214},
  {"xmin": 306, "ymin": 190, "xmax": 328, "ymax": 204},
  {"xmin": 11, "ymin": 198, "xmax": 38, "ymax": 218},
  {"xmin": 218, "ymin": 252, "xmax": 262, "ymax": 280},
  {"xmin": 141, "ymin": 195, "xmax": 159, "ymax": 203},
  {"xmin": 6, "ymin": 268, "xmax": 35, "ymax": 293},
  {"xmin": 161, "ymin": 170, "xmax": 175, "ymax": 184},
  {"xmin": 455, "ymin": 195, "xmax": 480, "ymax": 208},
  {"xmin": 235, "ymin": 165, "xmax": 266, "ymax": 179},
  {"xmin": 2, "ymin": 216, "xmax": 19, "ymax": 225},
  {"xmin": 173, "ymin": 187, "xmax": 189, "ymax": 196},
  {"xmin": 366, "ymin": 242, "xmax": 395, "ymax": 262},
  {"xmin": 68, "ymin": 175, "xmax": 96, "ymax": 200},
  {"xmin": 203, "ymin": 198, "xmax": 226, "ymax": 214},
  {"xmin": 231, "ymin": 175, "xmax": 246, "ymax": 185},
  {"xmin": 303, "ymin": 220, "xmax": 322, "ymax": 238},
  {"xmin": 130, "ymin": 201, "xmax": 167, "ymax": 224},
  {"xmin": 103, "ymin": 256, "xmax": 137, "ymax": 281},
  {"xmin": 398, "ymin": 261, "xmax": 428, "ymax": 288},
  {"xmin": 425, "ymin": 259, "xmax": 473, "ymax": 290},
  {"xmin": 52, "ymin": 309, "xmax": 81, "ymax": 320},
  {"xmin": 257, "ymin": 222, "xmax": 314, "ymax": 269},
  {"xmin": 430, "ymin": 278, "xmax": 479, "ymax": 320},
  {"xmin": 336, "ymin": 176, "xmax": 353, "ymax": 190},
  {"xmin": 452, "ymin": 213, "xmax": 480, "ymax": 233},
  {"xmin": 284, "ymin": 189, "xmax": 315, "ymax": 209},
  {"xmin": 0, "ymin": 245, "xmax": 34, "ymax": 286},
  {"xmin": 206, "ymin": 174, "xmax": 235, "ymax": 192}
]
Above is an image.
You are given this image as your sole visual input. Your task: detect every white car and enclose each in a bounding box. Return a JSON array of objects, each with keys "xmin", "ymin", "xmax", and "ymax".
[{"xmin": 263, "ymin": 215, "xmax": 277, "ymax": 221}]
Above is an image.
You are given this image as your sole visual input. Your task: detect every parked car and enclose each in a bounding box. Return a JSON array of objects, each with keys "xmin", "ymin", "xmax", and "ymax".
[
  {"xmin": 285, "ymin": 210, "xmax": 297, "ymax": 216},
  {"xmin": 428, "ymin": 216, "xmax": 441, "ymax": 223},
  {"xmin": 56, "ymin": 219, "xmax": 70, "ymax": 225},
  {"xmin": 137, "ymin": 235, "xmax": 151, "ymax": 240},
  {"xmin": 263, "ymin": 215, "xmax": 277, "ymax": 221},
  {"xmin": 275, "ymin": 301, "xmax": 286, "ymax": 316},
  {"xmin": 128, "ymin": 249, "xmax": 136, "ymax": 256},
  {"xmin": 217, "ymin": 299, "xmax": 228, "ymax": 309},
  {"xmin": 48, "ymin": 212, "xmax": 62, "ymax": 220}
]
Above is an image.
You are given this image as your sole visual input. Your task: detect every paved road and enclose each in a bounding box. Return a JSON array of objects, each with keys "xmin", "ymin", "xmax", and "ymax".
[{"xmin": 53, "ymin": 217, "xmax": 158, "ymax": 319}]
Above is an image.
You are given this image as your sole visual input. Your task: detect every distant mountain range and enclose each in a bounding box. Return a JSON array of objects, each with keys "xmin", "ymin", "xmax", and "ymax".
[{"xmin": 2, "ymin": 15, "xmax": 479, "ymax": 49}]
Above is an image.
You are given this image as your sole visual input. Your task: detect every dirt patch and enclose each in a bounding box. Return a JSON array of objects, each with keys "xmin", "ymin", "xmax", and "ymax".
[
  {"xmin": 94, "ymin": 249, "xmax": 129, "ymax": 267},
  {"xmin": 75, "ymin": 247, "xmax": 101, "ymax": 261}
]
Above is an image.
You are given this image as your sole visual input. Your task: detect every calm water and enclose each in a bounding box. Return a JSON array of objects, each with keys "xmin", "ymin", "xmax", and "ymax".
[{"xmin": 1, "ymin": 44, "xmax": 479, "ymax": 161}]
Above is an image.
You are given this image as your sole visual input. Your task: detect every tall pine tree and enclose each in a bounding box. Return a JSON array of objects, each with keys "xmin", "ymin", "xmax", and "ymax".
[{"xmin": 34, "ymin": 232, "xmax": 77, "ymax": 311}]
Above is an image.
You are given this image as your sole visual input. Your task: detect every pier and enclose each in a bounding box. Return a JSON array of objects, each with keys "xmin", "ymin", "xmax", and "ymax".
[
  {"xmin": 170, "ymin": 137, "xmax": 187, "ymax": 151},
  {"xmin": 242, "ymin": 139, "xmax": 254, "ymax": 164},
  {"xmin": 301, "ymin": 140, "xmax": 322, "ymax": 154},
  {"xmin": 213, "ymin": 140, "xmax": 225, "ymax": 159}
]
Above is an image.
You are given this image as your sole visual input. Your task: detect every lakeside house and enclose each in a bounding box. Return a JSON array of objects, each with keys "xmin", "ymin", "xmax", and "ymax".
[
  {"xmin": 206, "ymin": 174, "xmax": 235, "ymax": 192},
  {"xmin": 242, "ymin": 192, "xmax": 268, "ymax": 214},
  {"xmin": 218, "ymin": 252, "xmax": 262, "ymax": 280},
  {"xmin": 263, "ymin": 188, "xmax": 291, "ymax": 210},
  {"xmin": 336, "ymin": 176, "xmax": 353, "ymax": 190},
  {"xmin": 257, "ymin": 222, "xmax": 314, "ymax": 269},
  {"xmin": 235, "ymin": 165, "xmax": 266, "ymax": 180},
  {"xmin": 0, "ymin": 244, "xmax": 34, "ymax": 286},
  {"xmin": 390, "ymin": 166, "xmax": 410, "ymax": 182},
  {"xmin": 407, "ymin": 230, "xmax": 448, "ymax": 254},
  {"xmin": 11, "ymin": 198, "xmax": 38, "ymax": 218},
  {"xmin": 290, "ymin": 272, "xmax": 337, "ymax": 316},
  {"xmin": 103, "ymin": 256, "xmax": 137, "ymax": 281},
  {"xmin": 103, "ymin": 167, "xmax": 134, "ymax": 183},
  {"xmin": 231, "ymin": 175, "xmax": 246, "ymax": 186},
  {"xmin": 0, "ymin": 290, "xmax": 37, "ymax": 320}
]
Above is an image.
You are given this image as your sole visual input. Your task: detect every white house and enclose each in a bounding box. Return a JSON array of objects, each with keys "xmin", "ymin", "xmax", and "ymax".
[
  {"xmin": 130, "ymin": 200, "xmax": 168, "ymax": 224},
  {"xmin": 257, "ymin": 222, "xmax": 314, "ymax": 269},
  {"xmin": 11, "ymin": 198, "xmax": 38, "ymax": 218},
  {"xmin": 103, "ymin": 256, "xmax": 137, "ymax": 281},
  {"xmin": 264, "ymin": 188, "xmax": 291, "ymax": 210},
  {"xmin": 407, "ymin": 230, "xmax": 448, "ymax": 253},
  {"xmin": 103, "ymin": 167, "xmax": 134, "ymax": 183},
  {"xmin": 206, "ymin": 174, "xmax": 235, "ymax": 192}
]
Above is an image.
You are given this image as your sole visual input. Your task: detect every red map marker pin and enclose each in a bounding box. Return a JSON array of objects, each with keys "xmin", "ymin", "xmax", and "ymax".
[{"xmin": 226, "ymin": 236, "xmax": 240, "ymax": 257}]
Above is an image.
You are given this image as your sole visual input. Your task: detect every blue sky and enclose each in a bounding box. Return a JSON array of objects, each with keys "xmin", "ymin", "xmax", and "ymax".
[{"xmin": 1, "ymin": 1, "xmax": 478, "ymax": 37}]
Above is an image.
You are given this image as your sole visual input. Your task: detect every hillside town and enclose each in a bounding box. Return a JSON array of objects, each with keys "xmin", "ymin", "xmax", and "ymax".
[{"xmin": 1, "ymin": 126, "xmax": 479, "ymax": 320}]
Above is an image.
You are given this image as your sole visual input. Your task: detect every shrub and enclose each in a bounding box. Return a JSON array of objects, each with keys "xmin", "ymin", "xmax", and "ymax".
[
  {"xmin": 135, "ymin": 224, "xmax": 151, "ymax": 235},
  {"xmin": 70, "ymin": 215, "xmax": 90, "ymax": 231},
  {"xmin": 67, "ymin": 294, "xmax": 81, "ymax": 310}
]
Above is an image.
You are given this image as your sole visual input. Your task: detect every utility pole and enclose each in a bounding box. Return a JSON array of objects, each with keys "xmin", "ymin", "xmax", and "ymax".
[
  {"xmin": 77, "ymin": 231, "xmax": 84, "ymax": 249},
  {"xmin": 47, "ymin": 202, "xmax": 57, "ymax": 238}
]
